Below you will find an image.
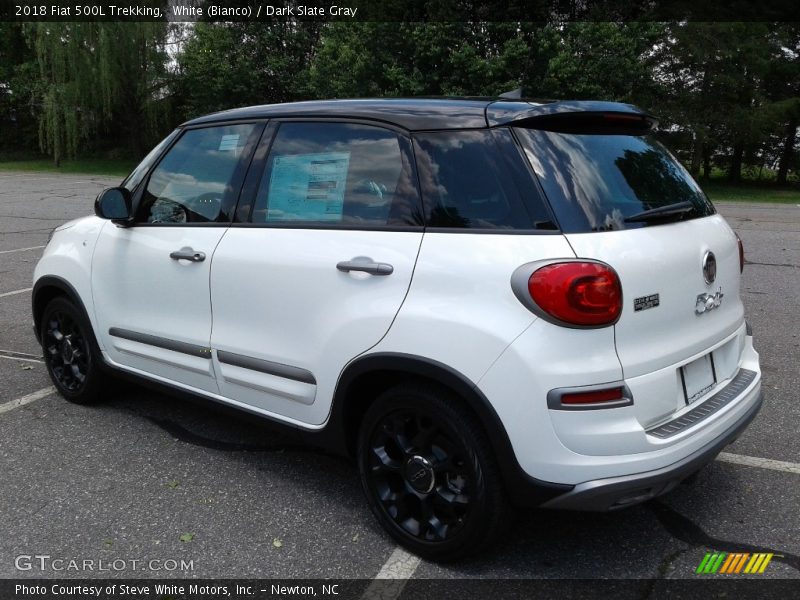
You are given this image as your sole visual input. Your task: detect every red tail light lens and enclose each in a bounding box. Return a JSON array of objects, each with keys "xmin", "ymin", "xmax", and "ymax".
[
  {"xmin": 528, "ymin": 262, "xmax": 622, "ymax": 327},
  {"xmin": 561, "ymin": 387, "xmax": 625, "ymax": 405},
  {"xmin": 736, "ymin": 234, "xmax": 744, "ymax": 272}
]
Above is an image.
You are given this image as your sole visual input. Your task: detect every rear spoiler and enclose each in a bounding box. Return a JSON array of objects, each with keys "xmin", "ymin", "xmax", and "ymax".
[{"xmin": 487, "ymin": 100, "xmax": 658, "ymax": 134}]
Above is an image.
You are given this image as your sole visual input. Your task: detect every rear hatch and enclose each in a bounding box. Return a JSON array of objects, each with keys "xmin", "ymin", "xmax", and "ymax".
[{"xmin": 514, "ymin": 119, "xmax": 744, "ymax": 387}]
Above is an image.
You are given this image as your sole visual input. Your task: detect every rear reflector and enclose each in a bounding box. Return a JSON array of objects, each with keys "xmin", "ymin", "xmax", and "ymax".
[
  {"xmin": 561, "ymin": 387, "xmax": 625, "ymax": 405},
  {"xmin": 547, "ymin": 383, "xmax": 633, "ymax": 410}
]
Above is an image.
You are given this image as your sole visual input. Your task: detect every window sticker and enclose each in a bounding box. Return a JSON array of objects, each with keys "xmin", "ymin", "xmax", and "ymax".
[
  {"xmin": 218, "ymin": 134, "xmax": 241, "ymax": 152},
  {"xmin": 266, "ymin": 152, "xmax": 350, "ymax": 222}
]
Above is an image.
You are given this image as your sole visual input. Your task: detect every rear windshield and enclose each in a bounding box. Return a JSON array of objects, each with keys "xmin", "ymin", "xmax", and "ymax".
[{"xmin": 515, "ymin": 129, "xmax": 715, "ymax": 233}]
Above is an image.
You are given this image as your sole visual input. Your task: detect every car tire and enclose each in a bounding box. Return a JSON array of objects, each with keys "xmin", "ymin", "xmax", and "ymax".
[
  {"xmin": 358, "ymin": 383, "xmax": 512, "ymax": 561},
  {"xmin": 40, "ymin": 296, "xmax": 109, "ymax": 405}
]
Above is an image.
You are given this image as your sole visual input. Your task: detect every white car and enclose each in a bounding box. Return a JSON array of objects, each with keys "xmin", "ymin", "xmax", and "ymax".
[{"xmin": 33, "ymin": 98, "xmax": 762, "ymax": 560}]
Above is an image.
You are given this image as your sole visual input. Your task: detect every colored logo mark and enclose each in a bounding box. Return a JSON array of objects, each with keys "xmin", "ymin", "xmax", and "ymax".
[{"xmin": 696, "ymin": 551, "xmax": 776, "ymax": 574}]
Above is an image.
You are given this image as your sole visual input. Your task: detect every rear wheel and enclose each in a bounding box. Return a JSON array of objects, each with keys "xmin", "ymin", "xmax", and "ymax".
[
  {"xmin": 358, "ymin": 383, "xmax": 511, "ymax": 561},
  {"xmin": 41, "ymin": 296, "xmax": 108, "ymax": 404}
]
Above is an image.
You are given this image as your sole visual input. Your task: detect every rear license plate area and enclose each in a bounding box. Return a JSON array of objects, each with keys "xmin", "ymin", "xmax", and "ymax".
[{"xmin": 681, "ymin": 353, "xmax": 716, "ymax": 404}]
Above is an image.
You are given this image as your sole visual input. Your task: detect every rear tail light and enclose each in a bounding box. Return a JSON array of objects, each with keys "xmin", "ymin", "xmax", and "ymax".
[
  {"xmin": 524, "ymin": 261, "xmax": 622, "ymax": 327},
  {"xmin": 736, "ymin": 234, "xmax": 744, "ymax": 272}
]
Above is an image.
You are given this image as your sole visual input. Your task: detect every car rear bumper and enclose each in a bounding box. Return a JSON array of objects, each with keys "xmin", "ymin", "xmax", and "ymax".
[{"xmin": 540, "ymin": 388, "xmax": 763, "ymax": 511}]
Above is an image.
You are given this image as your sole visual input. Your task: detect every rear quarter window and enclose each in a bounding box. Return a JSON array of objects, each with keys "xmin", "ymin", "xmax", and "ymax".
[
  {"xmin": 413, "ymin": 129, "xmax": 556, "ymax": 231},
  {"xmin": 515, "ymin": 129, "xmax": 715, "ymax": 233}
]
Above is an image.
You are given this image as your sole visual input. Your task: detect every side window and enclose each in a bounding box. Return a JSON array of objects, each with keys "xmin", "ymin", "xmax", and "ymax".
[
  {"xmin": 121, "ymin": 129, "xmax": 180, "ymax": 193},
  {"xmin": 251, "ymin": 122, "xmax": 422, "ymax": 228},
  {"xmin": 413, "ymin": 129, "xmax": 555, "ymax": 230},
  {"xmin": 136, "ymin": 123, "xmax": 260, "ymax": 224}
]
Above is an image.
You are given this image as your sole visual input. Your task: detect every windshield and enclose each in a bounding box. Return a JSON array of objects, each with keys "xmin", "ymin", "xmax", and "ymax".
[
  {"xmin": 121, "ymin": 129, "xmax": 180, "ymax": 192},
  {"xmin": 515, "ymin": 129, "xmax": 714, "ymax": 233}
]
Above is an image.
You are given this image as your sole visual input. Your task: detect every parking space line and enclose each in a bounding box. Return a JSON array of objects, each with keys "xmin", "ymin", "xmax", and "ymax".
[
  {"xmin": 0, "ymin": 349, "xmax": 41, "ymax": 358},
  {"xmin": 0, "ymin": 386, "xmax": 55, "ymax": 415},
  {"xmin": 0, "ymin": 287, "xmax": 32, "ymax": 298},
  {"xmin": 0, "ymin": 245, "xmax": 45, "ymax": 254},
  {"xmin": 0, "ymin": 355, "xmax": 43, "ymax": 364},
  {"xmin": 717, "ymin": 452, "xmax": 800, "ymax": 475},
  {"xmin": 360, "ymin": 547, "xmax": 421, "ymax": 600}
]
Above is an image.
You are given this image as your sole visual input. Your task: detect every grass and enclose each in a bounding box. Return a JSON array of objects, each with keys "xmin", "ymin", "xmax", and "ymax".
[
  {"xmin": 0, "ymin": 158, "xmax": 135, "ymax": 177},
  {"xmin": 701, "ymin": 180, "xmax": 800, "ymax": 204}
]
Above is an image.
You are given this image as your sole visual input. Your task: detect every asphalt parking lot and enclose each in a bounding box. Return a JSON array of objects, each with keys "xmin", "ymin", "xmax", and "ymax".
[{"xmin": 0, "ymin": 172, "xmax": 798, "ymax": 584}]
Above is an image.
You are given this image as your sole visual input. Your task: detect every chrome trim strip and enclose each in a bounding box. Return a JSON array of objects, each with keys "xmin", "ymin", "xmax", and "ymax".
[
  {"xmin": 647, "ymin": 368, "xmax": 757, "ymax": 439},
  {"xmin": 216, "ymin": 350, "xmax": 316, "ymax": 385},
  {"xmin": 108, "ymin": 328, "xmax": 212, "ymax": 359}
]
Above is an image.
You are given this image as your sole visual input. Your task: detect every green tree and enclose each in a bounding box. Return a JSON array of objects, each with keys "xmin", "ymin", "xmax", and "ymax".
[
  {"xmin": 538, "ymin": 22, "xmax": 663, "ymax": 103},
  {"xmin": 0, "ymin": 23, "xmax": 40, "ymax": 155},
  {"xmin": 27, "ymin": 22, "xmax": 173, "ymax": 165},
  {"xmin": 309, "ymin": 22, "xmax": 558, "ymax": 99},
  {"xmin": 761, "ymin": 24, "xmax": 800, "ymax": 184},
  {"xmin": 654, "ymin": 23, "xmax": 778, "ymax": 182},
  {"xmin": 177, "ymin": 22, "xmax": 322, "ymax": 118}
]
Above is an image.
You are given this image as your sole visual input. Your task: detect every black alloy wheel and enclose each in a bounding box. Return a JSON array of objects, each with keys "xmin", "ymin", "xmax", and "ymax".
[
  {"xmin": 41, "ymin": 296, "xmax": 107, "ymax": 404},
  {"xmin": 44, "ymin": 309, "xmax": 90, "ymax": 393},
  {"xmin": 359, "ymin": 384, "xmax": 510, "ymax": 561},
  {"xmin": 367, "ymin": 410, "xmax": 472, "ymax": 542}
]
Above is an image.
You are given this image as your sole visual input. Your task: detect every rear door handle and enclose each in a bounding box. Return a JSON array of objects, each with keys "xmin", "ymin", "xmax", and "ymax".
[
  {"xmin": 169, "ymin": 247, "xmax": 206, "ymax": 262},
  {"xmin": 336, "ymin": 257, "xmax": 394, "ymax": 276}
]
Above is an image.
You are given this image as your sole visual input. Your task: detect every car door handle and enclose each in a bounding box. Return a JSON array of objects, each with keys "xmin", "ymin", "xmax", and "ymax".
[
  {"xmin": 169, "ymin": 247, "xmax": 206, "ymax": 262},
  {"xmin": 336, "ymin": 257, "xmax": 394, "ymax": 276}
]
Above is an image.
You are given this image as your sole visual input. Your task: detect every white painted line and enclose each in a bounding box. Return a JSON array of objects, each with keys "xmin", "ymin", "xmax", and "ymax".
[
  {"xmin": 717, "ymin": 452, "xmax": 800, "ymax": 475},
  {"xmin": 0, "ymin": 355, "xmax": 43, "ymax": 364},
  {"xmin": 0, "ymin": 287, "xmax": 32, "ymax": 298},
  {"xmin": 0, "ymin": 245, "xmax": 45, "ymax": 254},
  {"xmin": 0, "ymin": 349, "xmax": 41, "ymax": 358},
  {"xmin": 0, "ymin": 386, "xmax": 55, "ymax": 415},
  {"xmin": 360, "ymin": 547, "xmax": 421, "ymax": 600},
  {"xmin": 373, "ymin": 546, "xmax": 422, "ymax": 578}
]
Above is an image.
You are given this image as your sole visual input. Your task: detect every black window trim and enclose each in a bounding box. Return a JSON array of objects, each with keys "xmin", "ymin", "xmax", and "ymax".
[
  {"xmin": 120, "ymin": 118, "xmax": 567, "ymax": 235},
  {"xmin": 232, "ymin": 117, "xmax": 426, "ymax": 232},
  {"xmin": 128, "ymin": 119, "xmax": 268, "ymax": 228}
]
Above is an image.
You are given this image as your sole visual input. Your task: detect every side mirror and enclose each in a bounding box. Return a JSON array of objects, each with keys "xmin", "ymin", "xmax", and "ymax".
[{"xmin": 94, "ymin": 187, "xmax": 132, "ymax": 224}]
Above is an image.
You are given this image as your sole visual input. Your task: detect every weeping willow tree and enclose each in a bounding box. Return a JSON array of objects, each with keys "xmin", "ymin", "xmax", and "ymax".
[{"xmin": 26, "ymin": 22, "xmax": 173, "ymax": 165}]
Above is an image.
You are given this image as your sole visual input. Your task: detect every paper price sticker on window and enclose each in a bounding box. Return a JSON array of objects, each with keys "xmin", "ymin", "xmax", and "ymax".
[
  {"xmin": 267, "ymin": 152, "xmax": 350, "ymax": 222},
  {"xmin": 218, "ymin": 134, "xmax": 240, "ymax": 151}
]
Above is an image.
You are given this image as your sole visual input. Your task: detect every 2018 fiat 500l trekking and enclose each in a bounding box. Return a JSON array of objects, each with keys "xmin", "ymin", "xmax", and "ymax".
[{"xmin": 33, "ymin": 98, "xmax": 762, "ymax": 560}]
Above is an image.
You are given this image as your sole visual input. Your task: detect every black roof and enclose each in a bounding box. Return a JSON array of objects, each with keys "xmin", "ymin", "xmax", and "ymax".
[{"xmin": 182, "ymin": 98, "xmax": 653, "ymax": 131}]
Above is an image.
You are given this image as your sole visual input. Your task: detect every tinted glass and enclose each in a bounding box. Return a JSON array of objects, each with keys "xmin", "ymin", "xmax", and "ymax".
[
  {"xmin": 137, "ymin": 124, "xmax": 259, "ymax": 224},
  {"xmin": 413, "ymin": 129, "xmax": 551, "ymax": 230},
  {"xmin": 516, "ymin": 129, "xmax": 715, "ymax": 233},
  {"xmin": 251, "ymin": 122, "xmax": 422, "ymax": 227},
  {"xmin": 121, "ymin": 129, "xmax": 179, "ymax": 192}
]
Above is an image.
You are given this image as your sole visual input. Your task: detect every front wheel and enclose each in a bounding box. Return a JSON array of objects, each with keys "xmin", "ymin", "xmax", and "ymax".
[
  {"xmin": 41, "ymin": 296, "xmax": 108, "ymax": 404},
  {"xmin": 358, "ymin": 384, "xmax": 511, "ymax": 561}
]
